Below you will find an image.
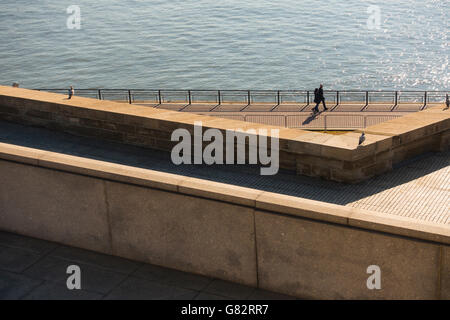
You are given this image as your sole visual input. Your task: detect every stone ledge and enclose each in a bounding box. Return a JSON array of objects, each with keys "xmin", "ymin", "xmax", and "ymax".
[
  {"xmin": 0, "ymin": 142, "xmax": 448, "ymax": 246},
  {"xmin": 255, "ymin": 192, "xmax": 350, "ymax": 225},
  {"xmin": 0, "ymin": 86, "xmax": 449, "ymax": 183}
]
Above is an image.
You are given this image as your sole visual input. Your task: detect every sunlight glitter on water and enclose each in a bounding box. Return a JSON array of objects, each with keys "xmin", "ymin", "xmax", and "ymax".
[{"xmin": 0, "ymin": 0, "xmax": 448, "ymax": 90}]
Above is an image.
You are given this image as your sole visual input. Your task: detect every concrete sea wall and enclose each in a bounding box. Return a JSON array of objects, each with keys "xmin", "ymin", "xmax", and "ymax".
[
  {"xmin": 0, "ymin": 86, "xmax": 448, "ymax": 183},
  {"xmin": 0, "ymin": 142, "xmax": 448, "ymax": 299}
]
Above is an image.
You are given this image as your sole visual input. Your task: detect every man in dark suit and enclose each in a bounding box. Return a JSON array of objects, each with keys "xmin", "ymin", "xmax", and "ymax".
[
  {"xmin": 313, "ymin": 84, "xmax": 328, "ymax": 113},
  {"xmin": 68, "ymin": 86, "xmax": 74, "ymax": 99}
]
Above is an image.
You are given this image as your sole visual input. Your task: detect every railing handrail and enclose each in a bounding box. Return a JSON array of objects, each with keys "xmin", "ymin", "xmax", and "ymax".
[
  {"xmin": 33, "ymin": 88, "xmax": 449, "ymax": 113},
  {"xmin": 238, "ymin": 113, "xmax": 403, "ymax": 130},
  {"xmin": 34, "ymin": 88, "xmax": 450, "ymax": 92},
  {"xmin": 30, "ymin": 87, "xmax": 443, "ymax": 129}
]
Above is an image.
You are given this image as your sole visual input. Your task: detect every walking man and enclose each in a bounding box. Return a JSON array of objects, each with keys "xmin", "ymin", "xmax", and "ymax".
[
  {"xmin": 313, "ymin": 84, "xmax": 328, "ymax": 113},
  {"xmin": 68, "ymin": 86, "xmax": 75, "ymax": 99}
]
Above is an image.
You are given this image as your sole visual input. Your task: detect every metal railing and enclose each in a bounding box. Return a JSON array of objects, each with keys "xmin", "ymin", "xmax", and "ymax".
[
  {"xmin": 209, "ymin": 113, "xmax": 403, "ymax": 130},
  {"xmin": 35, "ymin": 88, "xmax": 449, "ymax": 112}
]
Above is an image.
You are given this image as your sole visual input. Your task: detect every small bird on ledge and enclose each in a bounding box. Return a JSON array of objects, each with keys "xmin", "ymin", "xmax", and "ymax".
[{"xmin": 358, "ymin": 132, "xmax": 366, "ymax": 146}]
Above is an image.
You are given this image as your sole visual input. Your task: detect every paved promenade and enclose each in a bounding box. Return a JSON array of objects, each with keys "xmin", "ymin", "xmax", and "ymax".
[
  {"xmin": 0, "ymin": 231, "xmax": 294, "ymax": 300},
  {"xmin": 36, "ymin": 88, "xmax": 447, "ymax": 129},
  {"xmin": 0, "ymin": 120, "xmax": 448, "ymax": 225},
  {"xmin": 141, "ymin": 102, "xmax": 430, "ymax": 130}
]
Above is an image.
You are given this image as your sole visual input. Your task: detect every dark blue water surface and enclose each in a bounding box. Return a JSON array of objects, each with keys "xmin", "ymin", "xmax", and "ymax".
[{"xmin": 0, "ymin": 0, "xmax": 448, "ymax": 90}]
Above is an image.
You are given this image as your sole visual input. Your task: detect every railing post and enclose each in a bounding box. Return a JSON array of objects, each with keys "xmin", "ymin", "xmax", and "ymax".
[
  {"xmin": 188, "ymin": 90, "xmax": 192, "ymax": 105},
  {"xmin": 336, "ymin": 91, "xmax": 339, "ymax": 106},
  {"xmin": 98, "ymin": 89, "xmax": 102, "ymax": 100},
  {"xmin": 394, "ymin": 91, "xmax": 398, "ymax": 106},
  {"xmin": 277, "ymin": 90, "xmax": 280, "ymax": 105},
  {"xmin": 306, "ymin": 91, "xmax": 310, "ymax": 105},
  {"xmin": 158, "ymin": 90, "xmax": 162, "ymax": 104},
  {"xmin": 128, "ymin": 90, "xmax": 132, "ymax": 104},
  {"xmin": 218, "ymin": 90, "xmax": 221, "ymax": 105},
  {"xmin": 248, "ymin": 90, "xmax": 251, "ymax": 105},
  {"xmin": 324, "ymin": 115, "xmax": 327, "ymax": 131},
  {"xmin": 360, "ymin": 91, "xmax": 369, "ymax": 111},
  {"xmin": 424, "ymin": 91, "xmax": 427, "ymax": 107}
]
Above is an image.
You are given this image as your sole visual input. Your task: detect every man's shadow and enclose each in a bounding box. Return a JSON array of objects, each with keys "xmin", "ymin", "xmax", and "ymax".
[{"xmin": 302, "ymin": 110, "xmax": 323, "ymax": 125}]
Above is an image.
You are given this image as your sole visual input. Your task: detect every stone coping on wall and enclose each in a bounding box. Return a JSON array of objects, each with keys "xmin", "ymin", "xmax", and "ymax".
[
  {"xmin": 0, "ymin": 86, "xmax": 448, "ymax": 183},
  {"xmin": 0, "ymin": 141, "xmax": 448, "ymax": 246},
  {"xmin": 1, "ymin": 86, "xmax": 448, "ymax": 156}
]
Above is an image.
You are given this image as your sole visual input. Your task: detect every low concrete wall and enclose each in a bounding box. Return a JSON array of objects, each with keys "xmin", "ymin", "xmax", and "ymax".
[
  {"xmin": 0, "ymin": 86, "xmax": 448, "ymax": 183},
  {"xmin": 256, "ymin": 211, "xmax": 441, "ymax": 299},
  {"xmin": 0, "ymin": 142, "xmax": 448, "ymax": 299}
]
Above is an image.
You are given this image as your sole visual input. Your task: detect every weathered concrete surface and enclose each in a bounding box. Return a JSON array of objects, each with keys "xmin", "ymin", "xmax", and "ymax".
[
  {"xmin": 1, "ymin": 140, "xmax": 449, "ymax": 242},
  {"xmin": 255, "ymin": 211, "xmax": 441, "ymax": 299},
  {"xmin": 0, "ymin": 142, "xmax": 448, "ymax": 298},
  {"xmin": 0, "ymin": 160, "xmax": 111, "ymax": 254},
  {"xmin": 105, "ymin": 181, "xmax": 258, "ymax": 287}
]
